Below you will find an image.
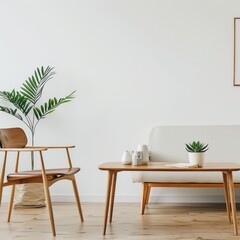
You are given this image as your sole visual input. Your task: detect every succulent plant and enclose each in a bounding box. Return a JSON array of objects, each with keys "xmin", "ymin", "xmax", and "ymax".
[{"xmin": 185, "ymin": 141, "xmax": 209, "ymax": 153}]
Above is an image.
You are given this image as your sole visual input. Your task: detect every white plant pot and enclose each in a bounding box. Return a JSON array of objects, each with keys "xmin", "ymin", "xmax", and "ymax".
[{"xmin": 188, "ymin": 152, "xmax": 205, "ymax": 167}]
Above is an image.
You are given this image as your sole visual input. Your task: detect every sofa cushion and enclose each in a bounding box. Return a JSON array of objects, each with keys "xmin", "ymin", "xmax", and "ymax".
[{"xmin": 132, "ymin": 167, "xmax": 240, "ymax": 183}]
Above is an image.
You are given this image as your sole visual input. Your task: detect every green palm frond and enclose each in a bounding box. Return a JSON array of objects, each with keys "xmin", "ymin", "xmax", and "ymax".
[
  {"xmin": 33, "ymin": 91, "xmax": 75, "ymax": 120},
  {"xmin": 20, "ymin": 66, "xmax": 55, "ymax": 104},
  {"xmin": 0, "ymin": 106, "xmax": 23, "ymax": 121},
  {"xmin": 0, "ymin": 90, "xmax": 33, "ymax": 115},
  {"xmin": 0, "ymin": 66, "xmax": 75, "ymax": 170}
]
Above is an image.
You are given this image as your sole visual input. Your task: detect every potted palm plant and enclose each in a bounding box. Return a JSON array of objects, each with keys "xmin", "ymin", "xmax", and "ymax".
[
  {"xmin": 0, "ymin": 66, "xmax": 75, "ymax": 207},
  {"xmin": 185, "ymin": 141, "xmax": 209, "ymax": 167}
]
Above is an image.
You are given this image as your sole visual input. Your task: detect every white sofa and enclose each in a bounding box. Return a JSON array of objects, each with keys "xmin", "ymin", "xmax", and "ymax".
[{"xmin": 132, "ymin": 126, "xmax": 240, "ymax": 209}]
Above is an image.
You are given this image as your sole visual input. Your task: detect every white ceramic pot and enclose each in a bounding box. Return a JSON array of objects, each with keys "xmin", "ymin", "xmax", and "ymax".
[
  {"xmin": 137, "ymin": 145, "xmax": 149, "ymax": 165},
  {"xmin": 121, "ymin": 151, "xmax": 132, "ymax": 165},
  {"xmin": 188, "ymin": 152, "xmax": 205, "ymax": 167},
  {"xmin": 132, "ymin": 151, "xmax": 143, "ymax": 166}
]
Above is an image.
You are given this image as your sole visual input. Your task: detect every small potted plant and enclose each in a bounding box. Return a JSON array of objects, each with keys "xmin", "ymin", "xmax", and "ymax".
[{"xmin": 185, "ymin": 141, "xmax": 209, "ymax": 167}]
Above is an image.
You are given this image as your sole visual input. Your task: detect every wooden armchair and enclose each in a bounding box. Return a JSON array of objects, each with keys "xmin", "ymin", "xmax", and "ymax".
[{"xmin": 0, "ymin": 127, "xmax": 84, "ymax": 236}]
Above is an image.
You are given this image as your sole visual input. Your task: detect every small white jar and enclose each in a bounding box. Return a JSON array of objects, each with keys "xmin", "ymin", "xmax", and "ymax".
[
  {"xmin": 137, "ymin": 145, "xmax": 149, "ymax": 165},
  {"xmin": 121, "ymin": 151, "xmax": 132, "ymax": 165},
  {"xmin": 132, "ymin": 151, "xmax": 143, "ymax": 166}
]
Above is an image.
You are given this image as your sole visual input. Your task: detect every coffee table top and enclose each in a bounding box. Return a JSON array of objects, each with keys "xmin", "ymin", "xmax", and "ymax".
[{"xmin": 98, "ymin": 162, "xmax": 240, "ymax": 172}]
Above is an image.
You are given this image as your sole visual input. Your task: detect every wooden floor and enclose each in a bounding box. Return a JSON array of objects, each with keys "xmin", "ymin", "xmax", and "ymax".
[{"xmin": 0, "ymin": 202, "xmax": 239, "ymax": 240}]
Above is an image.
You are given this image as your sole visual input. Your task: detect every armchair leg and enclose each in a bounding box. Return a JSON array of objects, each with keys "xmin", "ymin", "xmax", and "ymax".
[
  {"xmin": 7, "ymin": 185, "xmax": 15, "ymax": 222},
  {"xmin": 0, "ymin": 186, "xmax": 3, "ymax": 206},
  {"xmin": 0, "ymin": 184, "xmax": 3, "ymax": 208},
  {"xmin": 43, "ymin": 182, "xmax": 56, "ymax": 236},
  {"xmin": 72, "ymin": 177, "xmax": 84, "ymax": 222},
  {"xmin": 39, "ymin": 150, "xmax": 56, "ymax": 236},
  {"xmin": 0, "ymin": 152, "xmax": 7, "ymax": 207}
]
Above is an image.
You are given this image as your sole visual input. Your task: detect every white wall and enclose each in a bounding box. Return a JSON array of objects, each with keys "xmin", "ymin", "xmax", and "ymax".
[{"xmin": 1, "ymin": 0, "xmax": 240, "ymax": 203}]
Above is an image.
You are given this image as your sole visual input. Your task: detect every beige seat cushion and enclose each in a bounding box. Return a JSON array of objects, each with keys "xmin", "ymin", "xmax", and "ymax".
[{"xmin": 132, "ymin": 166, "xmax": 240, "ymax": 183}]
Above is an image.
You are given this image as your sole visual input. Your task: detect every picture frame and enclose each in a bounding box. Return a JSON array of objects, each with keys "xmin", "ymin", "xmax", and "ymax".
[{"xmin": 233, "ymin": 17, "xmax": 240, "ymax": 86}]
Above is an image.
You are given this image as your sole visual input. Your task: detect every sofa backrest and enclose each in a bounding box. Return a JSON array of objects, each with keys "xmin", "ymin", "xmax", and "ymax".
[{"xmin": 149, "ymin": 125, "xmax": 240, "ymax": 163}]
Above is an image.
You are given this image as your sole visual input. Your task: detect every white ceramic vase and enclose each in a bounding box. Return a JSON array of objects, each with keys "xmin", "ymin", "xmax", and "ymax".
[
  {"xmin": 121, "ymin": 151, "xmax": 132, "ymax": 165},
  {"xmin": 132, "ymin": 151, "xmax": 143, "ymax": 166},
  {"xmin": 137, "ymin": 145, "xmax": 149, "ymax": 165},
  {"xmin": 188, "ymin": 152, "xmax": 205, "ymax": 167}
]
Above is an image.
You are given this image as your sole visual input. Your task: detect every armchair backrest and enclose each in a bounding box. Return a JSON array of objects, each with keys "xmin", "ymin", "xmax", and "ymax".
[{"xmin": 0, "ymin": 128, "xmax": 28, "ymax": 148}]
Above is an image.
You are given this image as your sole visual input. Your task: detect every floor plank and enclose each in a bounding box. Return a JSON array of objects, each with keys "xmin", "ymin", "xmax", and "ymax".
[{"xmin": 0, "ymin": 202, "xmax": 239, "ymax": 240}]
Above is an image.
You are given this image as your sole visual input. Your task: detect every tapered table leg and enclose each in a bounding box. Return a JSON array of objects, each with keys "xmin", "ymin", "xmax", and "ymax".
[
  {"xmin": 146, "ymin": 185, "xmax": 151, "ymax": 205},
  {"xmin": 227, "ymin": 171, "xmax": 238, "ymax": 235},
  {"xmin": 109, "ymin": 172, "xmax": 117, "ymax": 223},
  {"xmin": 222, "ymin": 172, "xmax": 231, "ymax": 224},
  {"xmin": 141, "ymin": 183, "xmax": 148, "ymax": 215},
  {"xmin": 103, "ymin": 171, "xmax": 113, "ymax": 235}
]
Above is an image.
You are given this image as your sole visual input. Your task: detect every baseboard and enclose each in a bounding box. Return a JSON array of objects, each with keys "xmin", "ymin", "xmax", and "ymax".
[
  {"xmin": 2, "ymin": 194, "xmax": 238, "ymax": 203},
  {"xmin": 72, "ymin": 194, "xmax": 239, "ymax": 203},
  {"xmin": 51, "ymin": 194, "xmax": 240, "ymax": 203}
]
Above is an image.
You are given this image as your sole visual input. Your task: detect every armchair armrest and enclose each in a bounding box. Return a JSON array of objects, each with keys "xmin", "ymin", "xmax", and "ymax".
[
  {"xmin": 26, "ymin": 146, "xmax": 75, "ymax": 149},
  {"xmin": 0, "ymin": 147, "xmax": 48, "ymax": 152}
]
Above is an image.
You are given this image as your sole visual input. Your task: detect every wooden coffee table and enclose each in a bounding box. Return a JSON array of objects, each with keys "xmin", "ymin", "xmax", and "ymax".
[{"xmin": 99, "ymin": 162, "xmax": 240, "ymax": 235}]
